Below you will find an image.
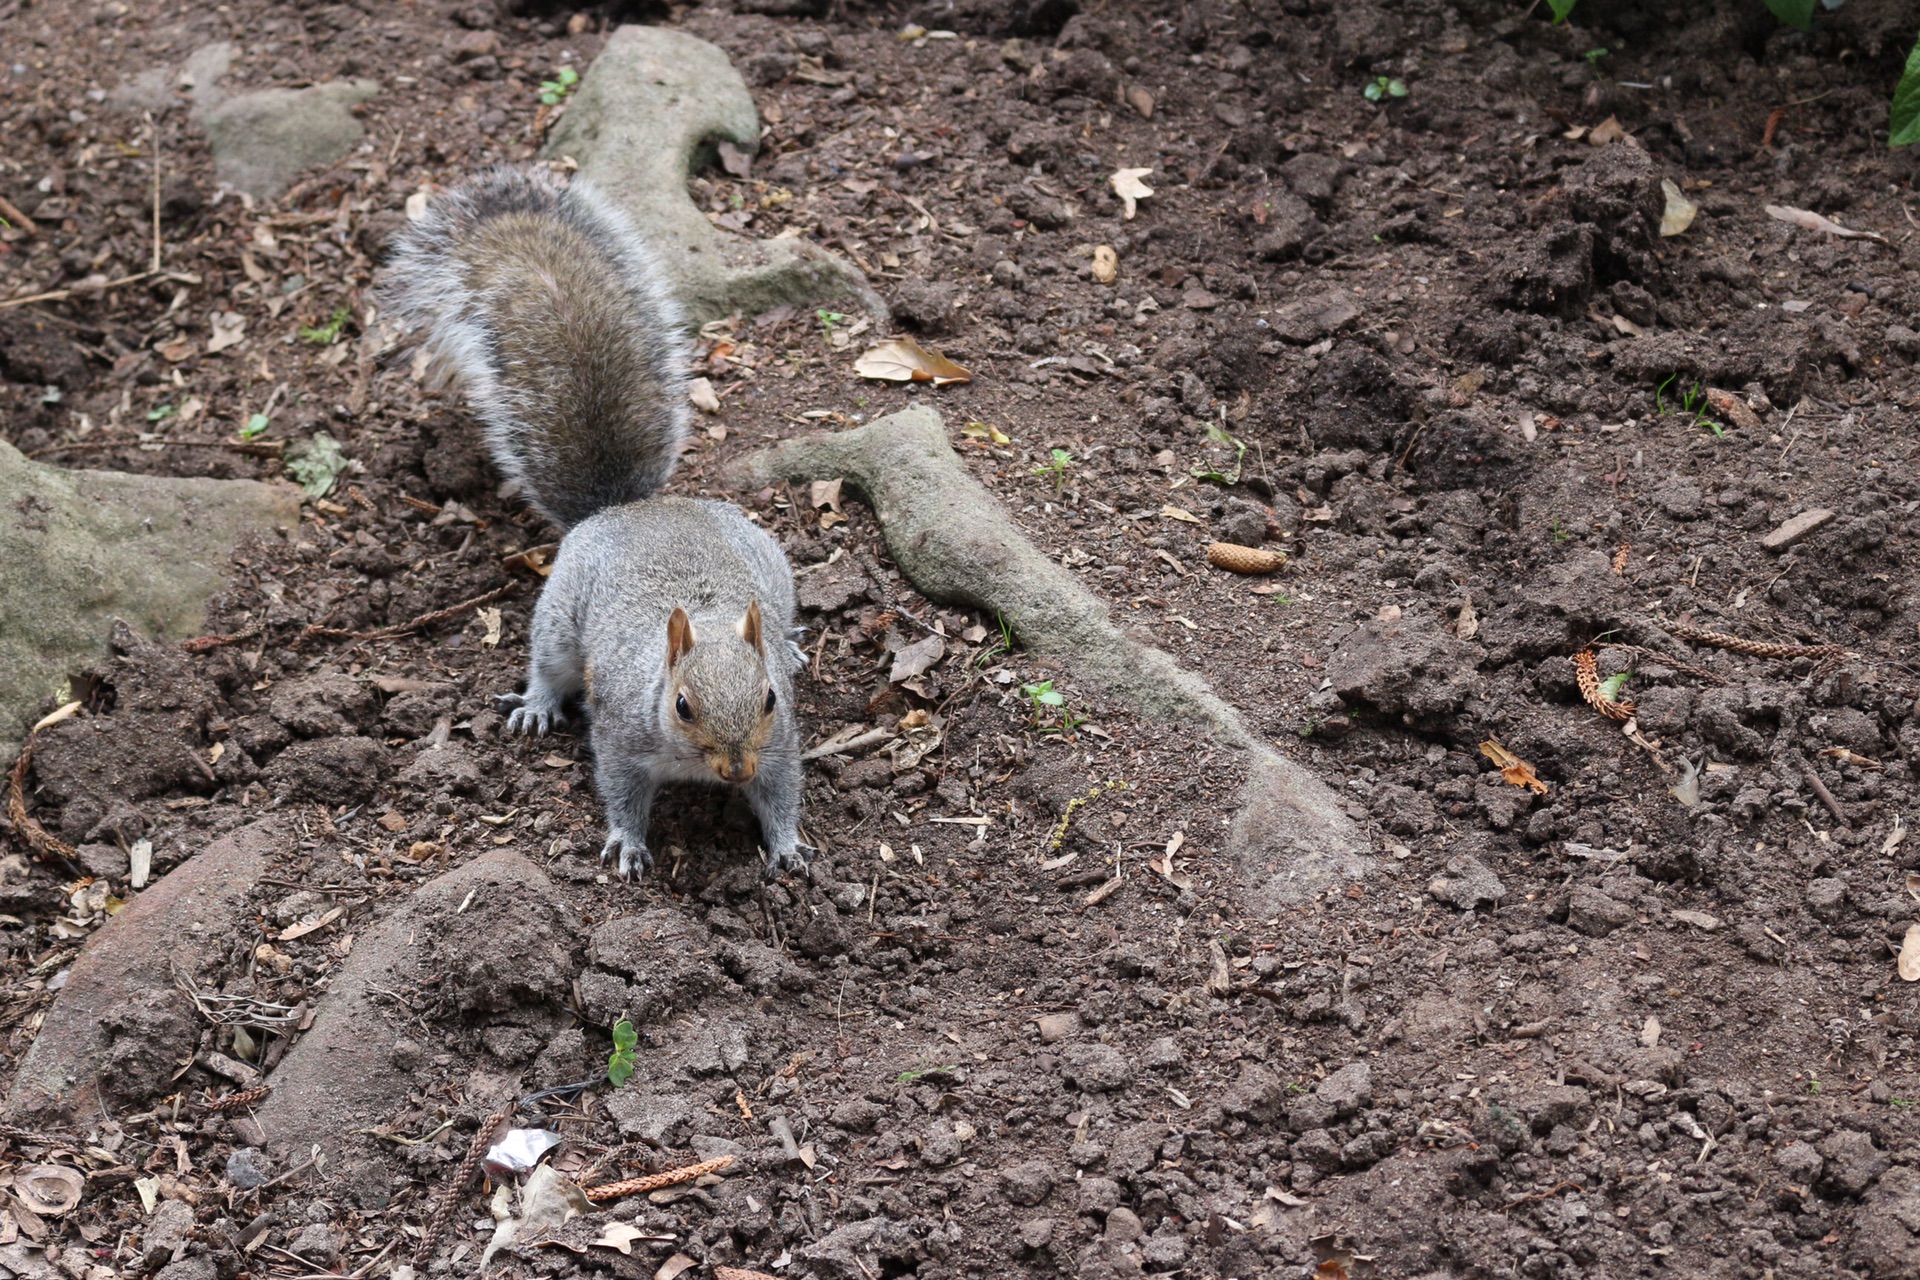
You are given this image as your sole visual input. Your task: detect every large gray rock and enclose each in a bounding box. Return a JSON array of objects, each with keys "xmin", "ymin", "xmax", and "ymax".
[
  {"xmin": 544, "ymin": 26, "xmax": 884, "ymax": 326},
  {"xmin": 201, "ymin": 79, "xmax": 379, "ymax": 199},
  {"xmin": 0, "ymin": 440, "xmax": 298, "ymax": 759},
  {"xmin": 8, "ymin": 819, "xmax": 282, "ymax": 1121}
]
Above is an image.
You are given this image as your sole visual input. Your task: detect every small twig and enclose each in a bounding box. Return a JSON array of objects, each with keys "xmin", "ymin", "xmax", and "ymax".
[
  {"xmin": 1500, "ymin": 1180, "xmax": 1584, "ymax": 1213},
  {"xmin": 202, "ymin": 1085, "xmax": 272, "ymax": 1114},
  {"xmin": 801, "ymin": 726, "xmax": 894, "ymax": 762},
  {"xmin": 26, "ymin": 437, "xmax": 285, "ymax": 461},
  {"xmin": 148, "ymin": 111, "xmax": 163, "ymax": 274},
  {"xmin": 300, "ymin": 581, "xmax": 520, "ymax": 645},
  {"xmin": 1803, "ymin": 768, "xmax": 1850, "ymax": 828},
  {"xmin": 583, "ymin": 1155, "xmax": 734, "ymax": 1203},
  {"xmin": 0, "ymin": 194, "xmax": 37, "ymax": 237}
]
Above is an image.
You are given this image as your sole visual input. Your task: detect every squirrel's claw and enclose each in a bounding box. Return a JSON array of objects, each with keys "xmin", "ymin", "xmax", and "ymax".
[
  {"xmin": 762, "ymin": 843, "xmax": 813, "ymax": 880},
  {"xmin": 498, "ymin": 692, "xmax": 567, "ymax": 737},
  {"xmin": 601, "ymin": 830, "xmax": 652, "ymax": 881}
]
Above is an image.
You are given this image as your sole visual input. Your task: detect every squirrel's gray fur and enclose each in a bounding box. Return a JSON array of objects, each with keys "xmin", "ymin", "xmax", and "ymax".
[{"xmin": 382, "ymin": 168, "xmax": 807, "ymax": 879}]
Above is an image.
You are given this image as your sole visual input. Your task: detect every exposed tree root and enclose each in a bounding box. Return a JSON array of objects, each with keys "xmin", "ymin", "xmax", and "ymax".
[{"xmin": 730, "ymin": 406, "xmax": 1370, "ymax": 908}]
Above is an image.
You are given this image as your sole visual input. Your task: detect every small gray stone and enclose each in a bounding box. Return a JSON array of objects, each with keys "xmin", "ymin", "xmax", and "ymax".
[
  {"xmin": 226, "ymin": 1147, "xmax": 272, "ymax": 1190},
  {"xmin": 1567, "ymin": 885, "xmax": 1634, "ymax": 937},
  {"xmin": 1776, "ymin": 1140, "xmax": 1824, "ymax": 1185},
  {"xmin": 1017, "ymin": 1218, "xmax": 1055, "ymax": 1251},
  {"xmin": 1761, "ymin": 507, "xmax": 1835, "ymax": 553},
  {"xmin": 998, "ymin": 1160, "xmax": 1055, "ymax": 1206},
  {"xmin": 920, "ymin": 1120, "xmax": 962, "ymax": 1167},
  {"xmin": 606, "ymin": 1089, "xmax": 694, "ymax": 1145},
  {"xmin": 1652, "ymin": 481, "xmax": 1704, "ymax": 520},
  {"xmin": 1428, "ymin": 854, "xmax": 1505, "ymax": 910},
  {"xmin": 1062, "ymin": 1042, "xmax": 1133, "ymax": 1093},
  {"xmin": 143, "ymin": 1198, "xmax": 197, "ymax": 1266},
  {"xmin": 1141, "ymin": 1036, "xmax": 1185, "ymax": 1074},
  {"xmin": 1103, "ymin": 1206, "xmax": 1144, "ymax": 1243},
  {"xmin": 200, "ymin": 80, "xmax": 379, "ymax": 199},
  {"xmin": 1035, "ymin": 1012, "xmax": 1081, "ymax": 1044},
  {"xmin": 1077, "ymin": 1176, "xmax": 1121, "ymax": 1216},
  {"xmin": 1316, "ymin": 1062, "xmax": 1372, "ymax": 1118},
  {"xmin": 1142, "ymin": 1230, "xmax": 1190, "ymax": 1268},
  {"xmin": 287, "ymin": 1223, "xmax": 340, "ymax": 1265},
  {"xmin": 156, "ymin": 1260, "xmax": 218, "ymax": 1280}
]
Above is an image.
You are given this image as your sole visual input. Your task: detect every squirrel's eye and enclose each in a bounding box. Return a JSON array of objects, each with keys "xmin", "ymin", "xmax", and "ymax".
[
  {"xmin": 675, "ymin": 694, "xmax": 693, "ymax": 721},
  {"xmin": 764, "ymin": 689, "xmax": 777, "ymax": 714}
]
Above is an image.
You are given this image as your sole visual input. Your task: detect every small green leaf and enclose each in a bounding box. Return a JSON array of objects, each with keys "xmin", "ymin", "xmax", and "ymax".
[
  {"xmin": 1037, "ymin": 690, "xmax": 1065, "ymax": 707},
  {"xmin": 240, "ymin": 413, "xmax": 270, "ymax": 440},
  {"xmin": 1892, "ymin": 30, "xmax": 1920, "ymax": 147},
  {"xmin": 1363, "ymin": 81, "xmax": 1383, "ymax": 102},
  {"xmin": 1598, "ymin": 672, "xmax": 1631, "ymax": 702},
  {"xmin": 613, "ymin": 1020, "xmax": 638, "ymax": 1052},
  {"xmin": 285, "ymin": 430, "xmax": 352, "ymax": 500},
  {"xmin": 607, "ymin": 1053, "xmax": 635, "ymax": 1087},
  {"xmin": 558, "ymin": 67, "xmax": 579, "ymax": 86},
  {"xmin": 145, "ymin": 403, "xmax": 176, "ymax": 422},
  {"xmin": 1548, "ymin": 0, "xmax": 1578, "ymax": 22},
  {"xmin": 297, "ymin": 305, "xmax": 352, "ymax": 346},
  {"xmin": 1387, "ymin": 79, "xmax": 1408, "ymax": 98},
  {"xmin": 1764, "ymin": 0, "xmax": 1815, "ymax": 33}
]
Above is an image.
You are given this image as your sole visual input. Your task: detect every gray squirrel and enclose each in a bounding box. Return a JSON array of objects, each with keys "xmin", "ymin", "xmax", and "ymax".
[{"xmin": 382, "ymin": 167, "xmax": 807, "ymax": 880}]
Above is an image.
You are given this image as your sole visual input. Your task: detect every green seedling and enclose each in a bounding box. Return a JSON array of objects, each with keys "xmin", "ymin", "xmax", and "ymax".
[
  {"xmin": 607, "ymin": 1018, "xmax": 638, "ymax": 1087},
  {"xmin": 1363, "ymin": 76, "xmax": 1408, "ymax": 103},
  {"xmin": 1548, "ymin": 0, "xmax": 1577, "ymax": 21},
  {"xmin": 1585, "ymin": 47, "xmax": 1609, "ymax": 65},
  {"xmin": 1807, "ymin": 1071, "xmax": 1822, "ymax": 1096},
  {"xmin": 1031, "ymin": 447, "xmax": 1074, "ymax": 494},
  {"xmin": 285, "ymin": 430, "xmax": 352, "ymax": 499},
  {"xmin": 538, "ymin": 65, "xmax": 580, "ymax": 106},
  {"xmin": 896, "ymin": 1063, "xmax": 958, "ymax": 1084},
  {"xmin": 1190, "ymin": 421, "xmax": 1247, "ymax": 486},
  {"xmin": 815, "ymin": 309, "xmax": 848, "ymax": 345},
  {"xmin": 239, "ymin": 413, "xmax": 271, "ymax": 441},
  {"xmin": 976, "ymin": 613, "xmax": 1016, "ymax": 668},
  {"xmin": 145, "ymin": 403, "xmax": 176, "ymax": 423},
  {"xmin": 1551, "ymin": 517, "xmax": 1571, "ymax": 544},
  {"xmin": 1019, "ymin": 679, "xmax": 1087, "ymax": 734},
  {"xmin": 298, "ymin": 305, "xmax": 352, "ymax": 346},
  {"xmin": 1598, "ymin": 671, "xmax": 1631, "ymax": 703}
]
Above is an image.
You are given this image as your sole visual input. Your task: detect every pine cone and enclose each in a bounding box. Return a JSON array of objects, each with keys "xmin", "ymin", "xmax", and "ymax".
[{"xmin": 1206, "ymin": 542, "xmax": 1286, "ymax": 575}]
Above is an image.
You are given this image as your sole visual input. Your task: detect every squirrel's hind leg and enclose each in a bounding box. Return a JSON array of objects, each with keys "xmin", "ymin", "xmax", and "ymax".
[{"xmin": 499, "ymin": 601, "xmax": 585, "ymax": 735}]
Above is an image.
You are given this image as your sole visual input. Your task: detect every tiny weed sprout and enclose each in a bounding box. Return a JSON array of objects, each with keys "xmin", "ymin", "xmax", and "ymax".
[
  {"xmin": 1363, "ymin": 76, "xmax": 1408, "ymax": 103},
  {"xmin": 1551, "ymin": 517, "xmax": 1570, "ymax": 543},
  {"xmin": 538, "ymin": 65, "xmax": 580, "ymax": 106},
  {"xmin": 1020, "ymin": 679, "xmax": 1087, "ymax": 734},
  {"xmin": 1190, "ymin": 421, "xmax": 1247, "ymax": 486},
  {"xmin": 606, "ymin": 1018, "xmax": 639, "ymax": 1087},
  {"xmin": 1598, "ymin": 671, "xmax": 1632, "ymax": 703},
  {"xmin": 239, "ymin": 413, "xmax": 270, "ymax": 440},
  {"xmin": 815, "ymin": 309, "xmax": 848, "ymax": 345},
  {"xmin": 1585, "ymin": 47, "xmax": 1609, "ymax": 65},
  {"xmin": 1548, "ymin": 0, "xmax": 1577, "ymax": 22},
  {"xmin": 145, "ymin": 403, "xmax": 176, "ymax": 423},
  {"xmin": 298, "ymin": 305, "xmax": 352, "ymax": 346},
  {"xmin": 1656, "ymin": 372, "xmax": 1678, "ymax": 416},
  {"xmin": 1032, "ymin": 447, "xmax": 1074, "ymax": 494},
  {"xmin": 976, "ymin": 613, "xmax": 1015, "ymax": 668}
]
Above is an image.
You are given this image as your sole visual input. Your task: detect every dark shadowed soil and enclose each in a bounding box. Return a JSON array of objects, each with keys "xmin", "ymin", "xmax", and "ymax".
[{"xmin": 7, "ymin": 1, "xmax": 1920, "ymax": 1277}]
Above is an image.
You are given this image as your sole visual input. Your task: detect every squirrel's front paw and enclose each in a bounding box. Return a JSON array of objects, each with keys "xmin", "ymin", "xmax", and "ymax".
[
  {"xmin": 762, "ymin": 842, "xmax": 813, "ymax": 880},
  {"xmin": 498, "ymin": 692, "xmax": 567, "ymax": 737},
  {"xmin": 600, "ymin": 830, "xmax": 653, "ymax": 881}
]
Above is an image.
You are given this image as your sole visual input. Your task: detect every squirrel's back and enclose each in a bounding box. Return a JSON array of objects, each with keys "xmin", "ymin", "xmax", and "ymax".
[{"xmin": 382, "ymin": 168, "xmax": 687, "ymax": 529}]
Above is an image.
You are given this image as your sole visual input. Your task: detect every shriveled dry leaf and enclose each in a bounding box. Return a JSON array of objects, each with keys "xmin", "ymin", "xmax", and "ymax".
[
  {"xmin": 1610, "ymin": 313, "xmax": 1645, "ymax": 337},
  {"xmin": 1765, "ymin": 203, "xmax": 1887, "ymax": 244},
  {"xmin": 278, "ymin": 906, "xmax": 343, "ymax": 941},
  {"xmin": 1670, "ymin": 909, "xmax": 1722, "ymax": 931},
  {"xmin": 1160, "ymin": 504, "xmax": 1203, "ymax": 524},
  {"xmin": 1905, "ymin": 871, "xmax": 1919, "ymax": 903},
  {"xmin": 853, "ymin": 337, "xmax": 971, "ymax": 385},
  {"xmin": 809, "ymin": 478, "xmax": 843, "ymax": 513},
  {"xmin": 1091, "ymin": 244, "xmax": 1118, "ymax": 285},
  {"xmin": 1454, "ymin": 594, "xmax": 1479, "ymax": 640},
  {"xmin": 1886, "ymin": 815, "xmax": 1908, "ymax": 858},
  {"xmin": 1659, "ymin": 178, "xmax": 1697, "ymax": 237},
  {"xmin": 1109, "ymin": 167, "xmax": 1154, "ymax": 220},
  {"xmin": 889, "ymin": 634, "xmax": 945, "ymax": 683},
  {"xmin": 14, "ymin": 1167, "xmax": 83, "ymax": 1217},
  {"xmin": 1479, "ymin": 739, "xmax": 1548, "ymax": 795},
  {"xmin": 207, "ymin": 311, "xmax": 247, "ymax": 355},
  {"xmin": 1703, "ymin": 388, "xmax": 1760, "ymax": 431},
  {"xmin": 593, "ymin": 1223, "xmax": 673, "ymax": 1255},
  {"xmin": 656, "ymin": 1251, "xmax": 698, "ymax": 1280},
  {"xmin": 1901, "ymin": 923, "xmax": 1920, "ymax": 982},
  {"xmin": 480, "ymin": 606, "xmax": 504, "ymax": 648},
  {"xmin": 1587, "ymin": 116, "xmax": 1627, "ymax": 146},
  {"xmin": 688, "ymin": 377, "xmax": 721, "ymax": 414}
]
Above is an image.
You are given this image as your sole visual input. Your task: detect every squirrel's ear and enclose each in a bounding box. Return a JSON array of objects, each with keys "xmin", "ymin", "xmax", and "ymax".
[
  {"xmin": 667, "ymin": 607, "xmax": 696, "ymax": 669},
  {"xmin": 737, "ymin": 599, "xmax": 765, "ymax": 655}
]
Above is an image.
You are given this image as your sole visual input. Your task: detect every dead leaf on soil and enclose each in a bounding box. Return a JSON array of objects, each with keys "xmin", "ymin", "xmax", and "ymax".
[
  {"xmin": 1670, "ymin": 909, "xmax": 1721, "ymax": 931},
  {"xmin": 809, "ymin": 478, "xmax": 843, "ymax": 514},
  {"xmin": 655, "ymin": 1252, "xmax": 698, "ymax": 1280},
  {"xmin": 278, "ymin": 906, "xmax": 343, "ymax": 941},
  {"xmin": 207, "ymin": 311, "xmax": 247, "ymax": 354},
  {"xmin": 688, "ymin": 377, "xmax": 721, "ymax": 414},
  {"xmin": 502, "ymin": 543, "xmax": 558, "ymax": 577},
  {"xmin": 1885, "ymin": 815, "xmax": 1907, "ymax": 859},
  {"xmin": 961, "ymin": 420, "xmax": 1010, "ymax": 445},
  {"xmin": 13, "ymin": 1167, "xmax": 83, "ymax": 1217},
  {"xmin": 1109, "ymin": 167, "xmax": 1154, "ymax": 220},
  {"xmin": 1587, "ymin": 116, "xmax": 1628, "ymax": 146},
  {"xmin": 889, "ymin": 634, "xmax": 945, "ymax": 683},
  {"xmin": 1659, "ymin": 178, "xmax": 1698, "ymax": 237},
  {"xmin": 1765, "ymin": 203, "xmax": 1888, "ymax": 244},
  {"xmin": 479, "ymin": 606, "xmax": 504, "ymax": 648},
  {"xmin": 1900, "ymin": 923, "xmax": 1920, "ymax": 982},
  {"xmin": 593, "ymin": 1223, "xmax": 673, "ymax": 1255},
  {"xmin": 853, "ymin": 337, "xmax": 971, "ymax": 385},
  {"xmin": 1161, "ymin": 504, "xmax": 1203, "ymax": 524},
  {"xmin": 1479, "ymin": 739, "xmax": 1549, "ymax": 795},
  {"xmin": 1904, "ymin": 871, "xmax": 1919, "ymax": 903},
  {"xmin": 1702, "ymin": 388, "xmax": 1760, "ymax": 431},
  {"xmin": 1454, "ymin": 594, "xmax": 1479, "ymax": 640},
  {"xmin": 1092, "ymin": 244, "xmax": 1118, "ymax": 285}
]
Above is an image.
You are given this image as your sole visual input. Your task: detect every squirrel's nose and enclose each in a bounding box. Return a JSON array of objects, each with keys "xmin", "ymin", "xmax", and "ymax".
[{"xmin": 716, "ymin": 757, "xmax": 756, "ymax": 783}]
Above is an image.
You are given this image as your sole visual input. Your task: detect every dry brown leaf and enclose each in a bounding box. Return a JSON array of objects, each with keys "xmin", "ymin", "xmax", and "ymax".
[
  {"xmin": 1587, "ymin": 116, "xmax": 1627, "ymax": 146},
  {"xmin": 1659, "ymin": 178, "xmax": 1697, "ymax": 237},
  {"xmin": 1765, "ymin": 203, "xmax": 1887, "ymax": 243},
  {"xmin": 1091, "ymin": 243, "xmax": 1118, "ymax": 285},
  {"xmin": 1906, "ymin": 872, "xmax": 1920, "ymax": 903},
  {"xmin": 852, "ymin": 337, "xmax": 972, "ymax": 385},
  {"xmin": 592, "ymin": 1223, "xmax": 672, "ymax": 1255},
  {"xmin": 1889, "ymin": 816, "xmax": 1910, "ymax": 858},
  {"xmin": 1479, "ymin": 739, "xmax": 1548, "ymax": 795},
  {"xmin": 688, "ymin": 377, "xmax": 721, "ymax": 414},
  {"xmin": 1900, "ymin": 923, "xmax": 1920, "ymax": 982},
  {"xmin": 278, "ymin": 906, "xmax": 343, "ymax": 941},
  {"xmin": 1454, "ymin": 594, "xmax": 1479, "ymax": 640},
  {"xmin": 14, "ymin": 1167, "xmax": 82, "ymax": 1217},
  {"xmin": 1109, "ymin": 168, "xmax": 1154, "ymax": 220},
  {"xmin": 656, "ymin": 1253, "xmax": 698, "ymax": 1280},
  {"xmin": 809, "ymin": 478, "xmax": 843, "ymax": 513},
  {"xmin": 1160, "ymin": 504, "xmax": 1203, "ymax": 524}
]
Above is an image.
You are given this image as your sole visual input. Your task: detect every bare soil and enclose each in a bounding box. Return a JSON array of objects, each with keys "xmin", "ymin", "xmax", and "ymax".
[{"xmin": 7, "ymin": 1, "xmax": 1920, "ymax": 1277}]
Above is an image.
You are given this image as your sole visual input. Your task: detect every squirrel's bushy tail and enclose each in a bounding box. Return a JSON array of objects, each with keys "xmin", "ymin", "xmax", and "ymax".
[{"xmin": 381, "ymin": 167, "xmax": 687, "ymax": 529}]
